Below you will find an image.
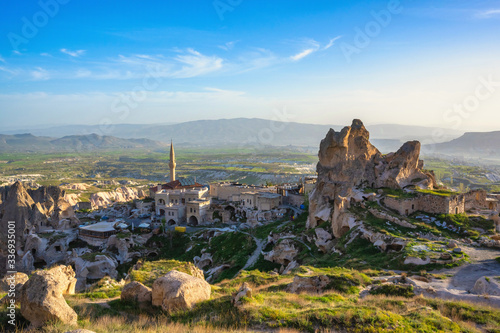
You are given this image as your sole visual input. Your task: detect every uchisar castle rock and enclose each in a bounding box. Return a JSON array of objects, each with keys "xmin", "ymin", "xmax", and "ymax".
[{"xmin": 308, "ymin": 119, "xmax": 436, "ymax": 234}]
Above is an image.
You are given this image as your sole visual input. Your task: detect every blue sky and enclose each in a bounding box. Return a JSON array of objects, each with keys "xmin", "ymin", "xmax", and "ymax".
[{"xmin": 1, "ymin": 0, "xmax": 500, "ymax": 131}]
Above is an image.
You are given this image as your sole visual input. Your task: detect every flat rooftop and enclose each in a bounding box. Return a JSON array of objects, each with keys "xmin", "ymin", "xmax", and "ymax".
[{"xmin": 79, "ymin": 222, "xmax": 116, "ymax": 233}]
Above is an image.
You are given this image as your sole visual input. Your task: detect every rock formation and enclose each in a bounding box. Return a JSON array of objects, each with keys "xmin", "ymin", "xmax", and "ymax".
[
  {"xmin": 90, "ymin": 186, "xmax": 147, "ymax": 209},
  {"xmin": 152, "ymin": 270, "xmax": 211, "ymax": 312},
  {"xmin": 121, "ymin": 281, "xmax": 152, "ymax": 305},
  {"xmin": 232, "ymin": 282, "xmax": 252, "ymax": 306},
  {"xmin": 19, "ymin": 265, "xmax": 77, "ymax": 328},
  {"xmin": 0, "ymin": 182, "xmax": 80, "ymax": 276},
  {"xmin": 71, "ymin": 255, "xmax": 118, "ymax": 291},
  {"xmin": 471, "ymin": 276, "xmax": 500, "ymax": 296},
  {"xmin": 308, "ymin": 119, "xmax": 435, "ymax": 235}
]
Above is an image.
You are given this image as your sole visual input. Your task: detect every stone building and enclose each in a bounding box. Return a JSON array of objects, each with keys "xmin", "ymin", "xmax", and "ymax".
[
  {"xmin": 384, "ymin": 193, "xmax": 465, "ymax": 216},
  {"xmin": 78, "ymin": 222, "xmax": 118, "ymax": 246},
  {"xmin": 151, "ymin": 142, "xmax": 210, "ymax": 226},
  {"xmin": 383, "ymin": 188, "xmax": 498, "ymax": 216},
  {"xmin": 209, "ymin": 182, "xmax": 276, "ymax": 201}
]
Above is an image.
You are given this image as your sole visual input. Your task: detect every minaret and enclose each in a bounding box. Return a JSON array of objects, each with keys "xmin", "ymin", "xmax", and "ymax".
[{"xmin": 169, "ymin": 140, "xmax": 176, "ymax": 182}]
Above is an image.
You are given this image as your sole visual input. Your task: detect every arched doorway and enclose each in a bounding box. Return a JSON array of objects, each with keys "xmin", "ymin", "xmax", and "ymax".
[
  {"xmin": 167, "ymin": 219, "xmax": 176, "ymax": 226},
  {"xmin": 159, "ymin": 209, "xmax": 166, "ymax": 216},
  {"xmin": 188, "ymin": 216, "xmax": 199, "ymax": 226}
]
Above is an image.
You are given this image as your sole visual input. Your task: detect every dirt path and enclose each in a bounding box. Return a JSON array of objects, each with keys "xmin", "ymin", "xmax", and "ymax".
[
  {"xmin": 242, "ymin": 237, "xmax": 266, "ymax": 271},
  {"xmin": 412, "ymin": 246, "xmax": 500, "ymax": 308},
  {"xmin": 87, "ymin": 296, "xmax": 120, "ymax": 309}
]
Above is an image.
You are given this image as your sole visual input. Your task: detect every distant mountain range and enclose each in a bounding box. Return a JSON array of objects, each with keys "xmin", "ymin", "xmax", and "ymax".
[
  {"xmin": 0, "ymin": 133, "xmax": 168, "ymax": 153},
  {"xmin": 423, "ymin": 131, "xmax": 500, "ymax": 159},
  {"xmin": 1, "ymin": 118, "xmax": 463, "ymax": 152},
  {"xmin": 1, "ymin": 119, "xmax": 497, "ymax": 158}
]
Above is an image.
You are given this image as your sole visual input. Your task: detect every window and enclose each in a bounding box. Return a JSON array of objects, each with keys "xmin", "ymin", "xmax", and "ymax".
[{"xmin": 190, "ymin": 208, "xmax": 192, "ymax": 213}]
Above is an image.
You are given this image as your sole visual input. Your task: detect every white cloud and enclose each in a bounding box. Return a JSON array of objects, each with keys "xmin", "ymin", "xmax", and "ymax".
[
  {"xmin": 31, "ymin": 67, "xmax": 50, "ymax": 81},
  {"xmin": 476, "ymin": 9, "xmax": 500, "ymax": 18},
  {"xmin": 172, "ymin": 48, "xmax": 223, "ymax": 78},
  {"xmin": 40, "ymin": 53, "xmax": 51, "ymax": 57},
  {"xmin": 290, "ymin": 49, "xmax": 316, "ymax": 61},
  {"xmin": 218, "ymin": 41, "xmax": 238, "ymax": 51},
  {"xmin": 323, "ymin": 36, "xmax": 342, "ymax": 50},
  {"xmin": 60, "ymin": 48, "xmax": 86, "ymax": 57}
]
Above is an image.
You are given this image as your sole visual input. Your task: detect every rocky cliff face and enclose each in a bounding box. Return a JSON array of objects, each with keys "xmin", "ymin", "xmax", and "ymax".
[
  {"xmin": 0, "ymin": 182, "xmax": 79, "ymax": 276},
  {"xmin": 90, "ymin": 186, "xmax": 147, "ymax": 208},
  {"xmin": 307, "ymin": 119, "xmax": 435, "ymax": 235}
]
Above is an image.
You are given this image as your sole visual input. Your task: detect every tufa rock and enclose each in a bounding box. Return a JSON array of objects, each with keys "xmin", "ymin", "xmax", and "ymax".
[
  {"xmin": 471, "ymin": 276, "xmax": 500, "ymax": 296},
  {"xmin": 307, "ymin": 119, "xmax": 436, "ymax": 236},
  {"xmin": 121, "ymin": 281, "xmax": 152, "ymax": 305},
  {"xmin": 232, "ymin": 282, "xmax": 252, "ymax": 306},
  {"xmin": 152, "ymin": 270, "xmax": 211, "ymax": 312},
  {"xmin": 19, "ymin": 265, "xmax": 78, "ymax": 328}
]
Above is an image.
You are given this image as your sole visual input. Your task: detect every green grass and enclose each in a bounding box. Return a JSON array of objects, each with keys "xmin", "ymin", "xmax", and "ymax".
[
  {"xmin": 370, "ymin": 284, "xmax": 415, "ymax": 298},
  {"xmin": 416, "ymin": 189, "xmax": 458, "ymax": 197},
  {"xmin": 129, "ymin": 259, "xmax": 201, "ymax": 287}
]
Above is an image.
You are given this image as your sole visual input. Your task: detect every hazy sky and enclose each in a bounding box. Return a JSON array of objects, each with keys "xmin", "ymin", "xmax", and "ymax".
[{"xmin": 1, "ymin": 0, "xmax": 499, "ymax": 131}]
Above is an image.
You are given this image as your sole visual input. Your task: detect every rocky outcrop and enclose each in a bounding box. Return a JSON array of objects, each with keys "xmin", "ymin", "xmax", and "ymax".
[
  {"xmin": 0, "ymin": 182, "xmax": 80, "ymax": 276},
  {"xmin": 263, "ymin": 239, "xmax": 299, "ymax": 266},
  {"xmin": 19, "ymin": 265, "xmax": 77, "ymax": 328},
  {"xmin": 152, "ymin": 270, "xmax": 211, "ymax": 312},
  {"xmin": 288, "ymin": 275, "xmax": 331, "ymax": 294},
  {"xmin": 71, "ymin": 255, "xmax": 118, "ymax": 291},
  {"xmin": 121, "ymin": 281, "xmax": 152, "ymax": 305},
  {"xmin": 471, "ymin": 276, "xmax": 500, "ymax": 296},
  {"xmin": 308, "ymin": 119, "xmax": 435, "ymax": 235},
  {"xmin": 314, "ymin": 228, "xmax": 334, "ymax": 253},
  {"xmin": 232, "ymin": 282, "xmax": 252, "ymax": 306},
  {"xmin": 193, "ymin": 253, "xmax": 213, "ymax": 270},
  {"xmin": 0, "ymin": 182, "xmax": 35, "ymax": 260},
  {"xmin": 90, "ymin": 187, "xmax": 147, "ymax": 209},
  {"xmin": 0, "ymin": 272, "xmax": 29, "ymax": 292}
]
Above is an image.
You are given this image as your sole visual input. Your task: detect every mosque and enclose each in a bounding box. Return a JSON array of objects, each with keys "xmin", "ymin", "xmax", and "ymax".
[{"xmin": 151, "ymin": 141, "xmax": 210, "ymax": 226}]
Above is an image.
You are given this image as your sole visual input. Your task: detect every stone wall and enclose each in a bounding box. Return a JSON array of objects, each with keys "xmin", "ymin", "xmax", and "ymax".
[
  {"xmin": 385, "ymin": 193, "xmax": 465, "ymax": 216},
  {"xmin": 464, "ymin": 189, "xmax": 487, "ymax": 211}
]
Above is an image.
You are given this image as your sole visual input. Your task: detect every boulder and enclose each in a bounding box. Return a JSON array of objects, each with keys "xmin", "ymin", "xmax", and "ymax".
[
  {"xmin": 19, "ymin": 265, "xmax": 78, "ymax": 328},
  {"xmin": 447, "ymin": 240, "xmax": 458, "ymax": 248},
  {"xmin": 453, "ymin": 248, "xmax": 463, "ymax": 254},
  {"xmin": 152, "ymin": 270, "xmax": 211, "ymax": 312},
  {"xmin": 193, "ymin": 252, "xmax": 213, "ymax": 270},
  {"xmin": 121, "ymin": 281, "xmax": 152, "ymax": 305},
  {"xmin": 232, "ymin": 282, "xmax": 252, "ymax": 306},
  {"xmin": 72, "ymin": 255, "xmax": 118, "ymax": 291},
  {"xmin": 404, "ymin": 256, "xmax": 431, "ymax": 266},
  {"xmin": 471, "ymin": 276, "xmax": 500, "ymax": 296},
  {"xmin": 0, "ymin": 272, "xmax": 29, "ymax": 292},
  {"xmin": 314, "ymin": 228, "xmax": 334, "ymax": 253},
  {"xmin": 263, "ymin": 239, "xmax": 298, "ymax": 266},
  {"xmin": 288, "ymin": 275, "xmax": 330, "ymax": 294}
]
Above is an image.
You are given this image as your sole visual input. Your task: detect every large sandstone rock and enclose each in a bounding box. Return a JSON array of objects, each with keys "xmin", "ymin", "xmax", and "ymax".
[
  {"xmin": 288, "ymin": 275, "xmax": 330, "ymax": 294},
  {"xmin": 152, "ymin": 270, "xmax": 211, "ymax": 312},
  {"xmin": 19, "ymin": 265, "xmax": 78, "ymax": 328},
  {"xmin": 121, "ymin": 281, "xmax": 152, "ymax": 305},
  {"xmin": 308, "ymin": 119, "xmax": 436, "ymax": 235},
  {"xmin": 471, "ymin": 276, "xmax": 500, "ymax": 296}
]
